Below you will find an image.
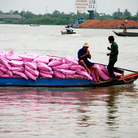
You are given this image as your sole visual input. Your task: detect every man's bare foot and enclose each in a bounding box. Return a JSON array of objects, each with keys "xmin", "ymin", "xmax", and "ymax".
[
  {"xmin": 97, "ymin": 80, "xmax": 101, "ymax": 82},
  {"xmin": 87, "ymin": 70, "xmax": 91, "ymax": 74}
]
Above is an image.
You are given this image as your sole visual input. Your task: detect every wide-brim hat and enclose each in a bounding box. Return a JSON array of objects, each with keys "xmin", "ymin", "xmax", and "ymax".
[{"xmin": 83, "ymin": 42, "xmax": 89, "ymax": 47}]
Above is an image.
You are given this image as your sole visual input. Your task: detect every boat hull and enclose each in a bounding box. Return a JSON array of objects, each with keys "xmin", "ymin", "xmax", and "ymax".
[
  {"xmin": 61, "ymin": 31, "xmax": 76, "ymax": 35},
  {"xmin": 0, "ymin": 78, "xmax": 94, "ymax": 87},
  {"xmin": 0, "ymin": 72, "xmax": 137, "ymax": 87},
  {"xmin": 113, "ymin": 31, "xmax": 138, "ymax": 36}
]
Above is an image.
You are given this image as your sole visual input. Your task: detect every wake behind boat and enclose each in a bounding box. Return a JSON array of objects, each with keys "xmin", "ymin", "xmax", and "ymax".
[{"xmin": 113, "ymin": 31, "xmax": 138, "ymax": 37}]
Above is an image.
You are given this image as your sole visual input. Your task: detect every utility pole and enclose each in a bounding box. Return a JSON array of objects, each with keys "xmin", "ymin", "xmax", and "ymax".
[
  {"xmin": 23, "ymin": 8, "xmax": 25, "ymax": 19},
  {"xmin": 77, "ymin": 10, "xmax": 80, "ymax": 18},
  {"xmin": 46, "ymin": 6, "xmax": 48, "ymax": 14}
]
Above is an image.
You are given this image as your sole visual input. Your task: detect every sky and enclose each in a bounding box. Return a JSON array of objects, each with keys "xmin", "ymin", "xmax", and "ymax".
[{"xmin": 0, "ymin": 0, "xmax": 138, "ymax": 15}]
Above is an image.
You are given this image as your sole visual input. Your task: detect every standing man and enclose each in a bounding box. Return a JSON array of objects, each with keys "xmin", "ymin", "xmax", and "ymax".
[
  {"xmin": 107, "ymin": 36, "xmax": 124, "ymax": 78},
  {"xmin": 78, "ymin": 42, "xmax": 101, "ymax": 82}
]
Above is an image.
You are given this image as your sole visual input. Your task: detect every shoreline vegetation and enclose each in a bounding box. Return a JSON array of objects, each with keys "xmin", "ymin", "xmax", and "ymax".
[{"xmin": 0, "ymin": 9, "xmax": 138, "ymax": 28}]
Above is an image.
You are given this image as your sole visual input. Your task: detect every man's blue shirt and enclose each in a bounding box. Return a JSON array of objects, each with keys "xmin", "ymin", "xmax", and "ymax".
[{"xmin": 78, "ymin": 48, "xmax": 89, "ymax": 61}]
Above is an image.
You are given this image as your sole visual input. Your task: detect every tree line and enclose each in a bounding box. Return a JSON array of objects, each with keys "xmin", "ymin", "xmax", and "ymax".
[{"xmin": 0, "ymin": 8, "xmax": 137, "ymax": 25}]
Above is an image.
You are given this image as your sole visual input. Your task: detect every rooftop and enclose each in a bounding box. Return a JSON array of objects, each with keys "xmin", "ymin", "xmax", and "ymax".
[{"xmin": 0, "ymin": 14, "xmax": 22, "ymax": 19}]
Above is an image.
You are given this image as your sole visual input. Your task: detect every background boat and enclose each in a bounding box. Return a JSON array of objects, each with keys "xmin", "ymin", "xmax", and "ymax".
[
  {"xmin": 113, "ymin": 31, "xmax": 138, "ymax": 36},
  {"xmin": 61, "ymin": 28, "xmax": 76, "ymax": 34},
  {"xmin": 30, "ymin": 24, "xmax": 39, "ymax": 27}
]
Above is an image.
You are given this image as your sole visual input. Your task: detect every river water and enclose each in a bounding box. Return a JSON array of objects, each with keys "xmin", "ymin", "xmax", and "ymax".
[{"xmin": 0, "ymin": 24, "xmax": 138, "ymax": 138}]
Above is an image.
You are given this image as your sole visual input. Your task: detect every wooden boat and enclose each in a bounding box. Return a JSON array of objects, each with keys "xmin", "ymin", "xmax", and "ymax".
[
  {"xmin": 61, "ymin": 29, "xmax": 76, "ymax": 35},
  {"xmin": 113, "ymin": 31, "xmax": 138, "ymax": 37},
  {"xmin": 61, "ymin": 31, "xmax": 76, "ymax": 35},
  {"xmin": 0, "ymin": 72, "xmax": 138, "ymax": 87}
]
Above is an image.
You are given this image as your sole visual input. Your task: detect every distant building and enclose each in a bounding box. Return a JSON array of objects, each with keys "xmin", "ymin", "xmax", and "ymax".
[{"xmin": 0, "ymin": 14, "xmax": 22, "ymax": 19}]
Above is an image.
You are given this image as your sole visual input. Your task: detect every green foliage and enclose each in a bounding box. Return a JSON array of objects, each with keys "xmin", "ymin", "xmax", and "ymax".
[
  {"xmin": 0, "ymin": 9, "xmax": 137, "ymax": 25},
  {"xmin": 112, "ymin": 8, "xmax": 123, "ymax": 17},
  {"xmin": 123, "ymin": 9, "xmax": 131, "ymax": 16}
]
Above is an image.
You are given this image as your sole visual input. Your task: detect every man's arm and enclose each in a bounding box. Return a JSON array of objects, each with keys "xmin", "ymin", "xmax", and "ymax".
[
  {"xmin": 78, "ymin": 50, "xmax": 91, "ymax": 59},
  {"xmin": 107, "ymin": 52, "xmax": 118, "ymax": 56},
  {"xmin": 107, "ymin": 45, "xmax": 118, "ymax": 56}
]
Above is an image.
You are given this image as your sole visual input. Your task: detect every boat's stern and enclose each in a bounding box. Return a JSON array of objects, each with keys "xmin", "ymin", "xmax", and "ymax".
[{"xmin": 116, "ymin": 72, "xmax": 138, "ymax": 85}]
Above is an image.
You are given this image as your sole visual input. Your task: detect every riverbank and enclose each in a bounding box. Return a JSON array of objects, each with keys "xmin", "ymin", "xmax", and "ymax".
[{"xmin": 77, "ymin": 20, "xmax": 138, "ymax": 29}]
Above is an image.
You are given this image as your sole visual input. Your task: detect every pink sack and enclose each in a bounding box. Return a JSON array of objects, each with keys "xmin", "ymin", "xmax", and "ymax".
[
  {"xmin": 94, "ymin": 64, "xmax": 110, "ymax": 80},
  {"xmin": 25, "ymin": 70, "xmax": 37, "ymax": 81},
  {"xmin": 114, "ymin": 72, "xmax": 122, "ymax": 76},
  {"xmin": 64, "ymin": 56, "xmax": 78, "ymax": 65},
  {"xmin": 0, "ymin": 63, "xmax": 5, "ymax": 68},
  {"xmin": 53, "ymin": 70, "xmax": 65, "ymax": 78},
  {"xmin": 7, "ymin": 70, "xmax": 13, "ymax": 76},
  {"xmin": 0, "ymin": 56, "xmax": 11, "ymax": 69},
  {"xmin": 19, "ymin": 55, "xmax": 35, "ymax": 62},
  {"xmin": 101, "ymin": 66, "xmax": 121, "ymax": 77},
  {"xmin": 101, "ymin": 68, "xmax": 110, "ymax": 76},
  {"xmin": 0, "ymin": 70, "xmax": 4, "ymax": 76},
  {"xmin": 7, "ymin": 54, "xmax": 22, "ymax": 61},
  {"xmin": 12, "ymin": 75, "xmax": 21, "ymax": 78},
  {"xmin": 39, "ymin": 72, "xmax": 53, "ymax": 78},
  {"xmin": 10, "ymin": 67, "xmax": 24, "ymax": 72},
  {"xmin": 48, "ymin": 59, "xmax": 63, "ymax": 67},
  {"xmin": 3, "ymin": 50, "xmax": 14, "ymax": 58},
  {"xmin": 8, "ymin": 60, "xmax": 24, "ymax": 67},
  {"xmin": 97, "ymin": 68, "xmax": 110, "ymax": 80},
  {"xmin": 39, "ymin": 70, "xmax": 53, "ymax": 75},
  {"xmin": 25, "ymin": 62, "xmax": 37, "ymax": 70},
  {"xmin": 0, "ymin": 66, "xmax": 8, "ymax": 73},
  {"xmin": 13, "ymin": 71, "xmax": 28, "ymax": 80},
  {"xmin": 34, "ymin": 56, "xmax": 49, "ymax": 64},
  {"xmin": 0, "ymin": 51, "xmax": 4, "ymax": 57},
  {"xmin": 52, "ymin": 64, "xmax": 70, "ymax": 70},
  {"xmin": 90, "ymin": 70, "xmax": 97, "ymax": 82},
  {"xmin": 48, "ymin": 56, "xmax": 61, "ymax": 61},
  {"xmin": 0, "ymin": 51, "xmax": 6, "ymax": 57},
  {"xmin": 37, "ymin": 62, "xmax": 52, "ymax": 72},
  {"xmin": 1, "ymin": 74, "xmax": 11, "ymax": 78},
  {"xmin": 70, "ymin": 64, "xmax": 85, "ymax": 71},
  {"xmin": 59, "ymin": 69, "xmax": 76, "ymax": 76},
  {"xmin": 25, "ymin": 66, "xmax": 39, "ymax": 77},
  {"xmin": 25, "ymin": 53, "xmax": 38, "ymax": 59},
  {"xmin": 76, "ymin": 70, "xmax": 92, "ymax": 80},
  {"xmin": 66, "ymin": 74, "xmax": 84, "ymax": 79}
]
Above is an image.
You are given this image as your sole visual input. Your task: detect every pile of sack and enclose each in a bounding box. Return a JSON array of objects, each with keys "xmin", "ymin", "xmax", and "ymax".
[{"xmin": 0, "ymin": 50, "xmax": 120, "ymax": 82}]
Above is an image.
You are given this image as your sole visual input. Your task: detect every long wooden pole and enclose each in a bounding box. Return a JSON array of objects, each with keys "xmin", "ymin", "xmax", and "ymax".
[{"xmin": 47, "ymin": 55, "xmax": 137, "ymax": 73}]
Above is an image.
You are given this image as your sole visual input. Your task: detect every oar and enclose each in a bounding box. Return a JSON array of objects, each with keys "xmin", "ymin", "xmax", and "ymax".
[{"xmin": 94, "ymin": 62, "xmax": 137, "ymax": 73}]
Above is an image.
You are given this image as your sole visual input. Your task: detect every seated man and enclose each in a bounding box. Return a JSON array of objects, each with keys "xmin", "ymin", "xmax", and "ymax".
[
  {"xmin": 67, "ymin": 28, "xmax": 70, "ymax": 32},
  {"xmin": 78, "ymin": 42, "xmax": 101, "ymax": 82},
  {"xmin": 69, "ymin": 27, "xmax": 73, "ymax": 32}
]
